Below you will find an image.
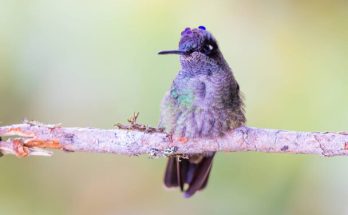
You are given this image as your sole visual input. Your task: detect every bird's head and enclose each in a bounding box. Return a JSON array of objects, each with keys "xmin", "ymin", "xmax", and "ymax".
[{"xmin": 159, "ymin": 26, "xmax": 226, "ymax": 69}]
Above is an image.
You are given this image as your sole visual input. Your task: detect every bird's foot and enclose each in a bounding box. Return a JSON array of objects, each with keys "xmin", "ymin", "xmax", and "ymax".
[{"xmin": 176, "ymin": 137, "xmax": 189, "ymax": 144}]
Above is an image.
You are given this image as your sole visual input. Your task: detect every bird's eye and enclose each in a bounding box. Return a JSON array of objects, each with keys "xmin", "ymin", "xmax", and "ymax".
[{"xmin": 201, "ymin": 43, "xmax": 214, "ymax": 56}]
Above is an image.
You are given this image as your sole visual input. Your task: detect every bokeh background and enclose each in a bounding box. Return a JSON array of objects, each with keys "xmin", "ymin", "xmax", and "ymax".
[{"xmin": 1, "ymin": 0, "xmax": 348, "ymax": 214}]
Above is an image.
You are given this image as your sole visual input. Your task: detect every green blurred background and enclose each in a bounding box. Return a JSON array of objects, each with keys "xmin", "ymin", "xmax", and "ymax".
[{"xmin": 1, "ymin": 0, "xmax": 348, "ymax": 214}]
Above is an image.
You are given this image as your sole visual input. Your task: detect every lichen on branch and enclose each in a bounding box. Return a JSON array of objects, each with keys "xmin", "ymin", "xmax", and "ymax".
[{"xmin": 0, "ymin": 120, "xmax": 347, "ymax": 158}]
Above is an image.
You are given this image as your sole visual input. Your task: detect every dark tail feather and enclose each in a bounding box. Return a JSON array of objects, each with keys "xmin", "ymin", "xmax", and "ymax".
[
  {"xmin": 164, "ymin": 154, "xmax": 215, "ymax": 198},
  {"xmin": 183, "ymin": 155, "xmax": 214, "ymax": 198},
  {"xmin": 164, "ymin": 157, "xmax": 179, "ymax": 188},
  {"xmin": 0, "ymin": 137, "xmax": 2, "ymax": 157}
]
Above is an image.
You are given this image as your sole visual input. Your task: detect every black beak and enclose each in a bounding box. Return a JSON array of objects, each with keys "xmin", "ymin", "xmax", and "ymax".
[{"xmin": 158, "ymin": 50, "xmax": 188, "ymax": 55}]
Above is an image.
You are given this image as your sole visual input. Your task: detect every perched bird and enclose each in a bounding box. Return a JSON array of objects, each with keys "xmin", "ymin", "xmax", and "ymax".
[{"xmin": 158, "ymin": 26, "xmax": 246, "ymax": 198}]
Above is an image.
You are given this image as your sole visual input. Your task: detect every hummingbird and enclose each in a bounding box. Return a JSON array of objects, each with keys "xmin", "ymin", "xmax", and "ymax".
[{"xmin": 158, "ymin": 26, "xmax": 245, "ymax": 198}]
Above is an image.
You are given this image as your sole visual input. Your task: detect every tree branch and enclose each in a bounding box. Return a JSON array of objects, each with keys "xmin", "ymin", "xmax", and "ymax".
[{"xmin": 0, "ymin": 121, "xmax": 347, "ymax": 158}]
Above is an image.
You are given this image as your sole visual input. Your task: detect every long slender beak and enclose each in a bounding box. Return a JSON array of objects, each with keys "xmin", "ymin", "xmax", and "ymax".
[{"xmin": 158, "ymin": 50, "xmax": 187, "ymax": 55}]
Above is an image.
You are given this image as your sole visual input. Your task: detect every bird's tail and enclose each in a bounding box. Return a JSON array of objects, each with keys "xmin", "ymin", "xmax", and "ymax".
[
  {"xmin": 0, "ymin": 137, "xmax": 2, "ymax": 157},
  {"xmin": 164, "ymin": 154, "xmax": 214, "ymax": 198}
]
